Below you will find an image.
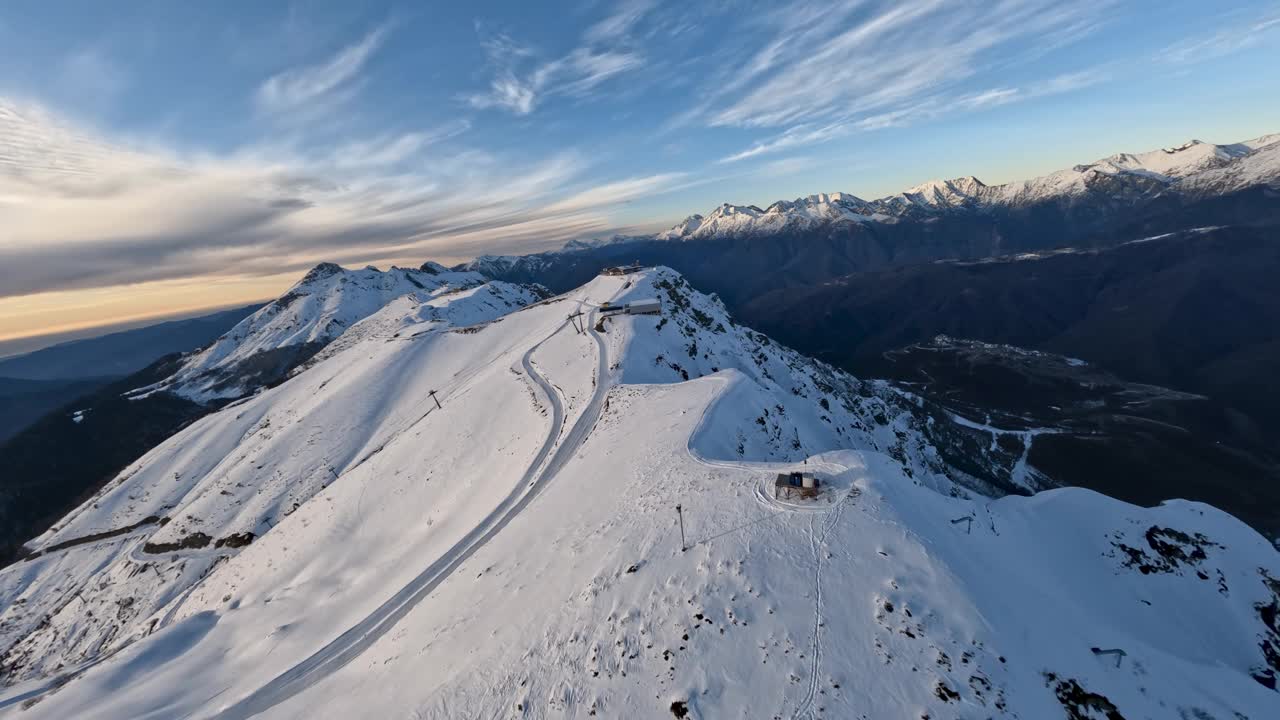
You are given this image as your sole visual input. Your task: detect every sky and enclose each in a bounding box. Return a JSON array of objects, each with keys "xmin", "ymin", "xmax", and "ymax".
[{"xmin": 1, "ymin": 0, "xmax": 1279, "ymax": 354}]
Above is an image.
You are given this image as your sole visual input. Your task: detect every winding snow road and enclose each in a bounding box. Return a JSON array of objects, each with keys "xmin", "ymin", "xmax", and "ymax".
[{"xmin": 210, "ymin": 296, "xmax": 615, "ymax": 719}]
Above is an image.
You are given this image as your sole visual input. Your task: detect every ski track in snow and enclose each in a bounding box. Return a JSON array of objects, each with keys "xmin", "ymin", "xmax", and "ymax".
[{"xmin": 209, "ymin": 290, "xmax": 618, "ymax": 720}]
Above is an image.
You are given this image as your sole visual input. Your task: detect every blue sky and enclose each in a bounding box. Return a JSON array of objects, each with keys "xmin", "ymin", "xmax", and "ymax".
[{"xmin": 1, "ymin": 0, "xmax": 1278, "ymax": 347}]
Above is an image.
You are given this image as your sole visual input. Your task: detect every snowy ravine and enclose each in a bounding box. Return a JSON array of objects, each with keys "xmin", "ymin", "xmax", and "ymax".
[{"xmin": 1, "ymin": 269, "xmax": 1278, "ymax": 719}]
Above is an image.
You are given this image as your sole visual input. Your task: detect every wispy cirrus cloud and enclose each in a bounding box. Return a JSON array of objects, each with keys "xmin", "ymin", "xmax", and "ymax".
[
  {"xmin": 719, "ymin": 122, "xmax": 851, "ymax": 164},
  {"xmin": 466, "ymin": 0, "xmax": 650, "ymax": 116},
  {"xmin": 706, "ymin": 0, "xmax": 1110, "ymax": 129},
  {"xmin": 694, "ymin": 0, "xmax": 1115, "ymax": 163},
  {"xmin": 256, "ymin": 25, "xmax": 388, "ymax": 114},
  {"xmin": 465, "ymin": 42, "xmax": 643, "ymax": 116},
  {"xmin": 1158, "ymin": 9, "xmax": 1280, "ymax": 65},
  {"xmin": 584, "ymin": 0, "xmax": 657, "ymax": 43},
  {"xmin": 718, "ymin": 65, "xmax": 1111, "ymax": 164},
  {"xmin": 326, "ymin": 120, "xmax": 471, "ymax": 169}
]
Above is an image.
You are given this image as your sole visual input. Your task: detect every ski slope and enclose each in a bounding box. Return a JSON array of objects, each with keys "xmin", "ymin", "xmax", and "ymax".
[
  {"xmin": 211, "ymin": 297, "xmax": 616, "ymax": 719},
  {"xmin": 2, "ymin": 269, "xmax": 1277, "ymax": 719}
]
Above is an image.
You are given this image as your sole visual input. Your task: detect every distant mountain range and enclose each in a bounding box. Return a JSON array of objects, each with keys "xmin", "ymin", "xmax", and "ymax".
[
  {"xmin": 0, "ymin": 304, "xmax": 263, "ymax": 382},
  {"xmin": 466, "ymin": 133, "xmax": 1280, "ymax": 268},
  {"xmin": 0, "ymin": 304, "xmax": 261, "ymax": 443}
]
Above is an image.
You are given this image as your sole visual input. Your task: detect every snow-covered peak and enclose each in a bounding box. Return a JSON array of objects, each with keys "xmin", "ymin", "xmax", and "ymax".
[
  {"xmin": 637, "ymin": 131, "xmax": 1280, "ymax": 243},
  {"xmin": 658, "ymin": 193, "xmax": 880, "ymax": 240},
  {"xmin": 1087, "ymin": 139, "xmax": 1247, "ymax": 180},
  {"xmin": 1236, "ymin": 132, "xmax": 1280, "ymax": 152},
  {"xmin": 904, "ymin": 175, "xmax": 986, "ymax": 196},
  {"xmin": 892, "ymin": 175, "xmax": 988, "ymax": 208},
  {"xmin": 1180, "ymin": 138, "xmax": 1280, "ymax": 196},
  {"xmin": 655, "ymin": 213, "xmax": 706, "ymax": 240},
  {"xmin": 143, "ymin": 262, "xmax": 490, "ymax": 402},
  {"xmin": 417, "ymin": 260, "xmax": 451, "ymax": 274}
]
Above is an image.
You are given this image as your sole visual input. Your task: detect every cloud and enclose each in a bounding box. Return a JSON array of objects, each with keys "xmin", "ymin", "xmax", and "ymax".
[
  {"xmin": 466, "ymin": 46, "xmax": 643, "ymax": 115},
  {"xmin": 719, "ymin": 122, "xmax": 851, "ymax": 164},
  {"xmin": 698, "ymin": 0, "xmax": 1109, "ymax": 130},
  {"xmin": 0, "ymin": 99, "xmax": 686, "ymax": 299},
  {"xmin": 465, "ymin": 4, "xmax": 647, "ymax": 116},
  {"xmin": 468, "ymin": 75, "xmax": 537, "ymax": 115},
  {"xmin": 256, "ymin": 26, "xmax": 387, "ymax": 114},
  {"xmin": 584, "ymin": 0, "xmax": 656, "ymax": 43},
  {"xmin": 1158, "ymin": 10, "xmax": 1280, "ymax": 64},
  {"xmin": 556, "ymin": 49, "xmax": 644, "ymax": 97},
  {"xmin": 954, "ymin": 88, "xmax": 1020, "ymax": 111},
  {"xmin": 758, "ymin": 155, "xmax": 821, "ymax": 178},
  {"xmin": 542, "ymin": 171, "xmax": 687, "ymax": 214},
  {"xmin": 718, "ymin": 65, "xmax": 1111, "ymax": 163},
  {"xmin": 1028, "ymin": 68, "xmax": 1110, "ymax": 95},
  {"xmin": 326, "ymin": 121, "xmax": 471, "ymax": 168}
]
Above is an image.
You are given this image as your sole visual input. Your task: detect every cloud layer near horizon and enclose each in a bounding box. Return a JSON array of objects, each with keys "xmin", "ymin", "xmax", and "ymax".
[{"xmin": 0, "ymin": 99, "xmax": 682, "ymax": 301}]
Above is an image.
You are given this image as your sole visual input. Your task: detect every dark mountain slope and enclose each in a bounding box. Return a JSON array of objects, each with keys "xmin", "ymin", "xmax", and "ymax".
[
  {"xmin": 0, "ymin": 377, "xmax": 115, "ymax": 443},
  {"xmin": 881, "ymin": 337, "xmax": 1280, "ymax": 541},
  {"xmin": 0, "ymin": 356, "xmax": 212, "ymax": 567},
  {"xmin": 740, "ymin": 225, "xmax": 1280, "ymax": 433}
]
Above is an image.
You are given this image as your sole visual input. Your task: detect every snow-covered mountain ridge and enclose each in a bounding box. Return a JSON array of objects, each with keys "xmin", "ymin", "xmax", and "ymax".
[
  {"xmin": 657, "ymin": 134, "xmax": 1280, "ymax": 241},
  {"xmin": 140, "ymin": 262, "xmax": 510, "ymax": 403},
  {"xmin": 461, "ymin": 133, "xmax": 1280, "ymax": 274},
  {"xmin": 1, "ymin": 267, "xmax": 1277, "ymax": 719}
]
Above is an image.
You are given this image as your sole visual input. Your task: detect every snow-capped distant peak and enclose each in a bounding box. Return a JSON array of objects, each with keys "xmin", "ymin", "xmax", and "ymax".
[
  {"xmin": 1237, "ymin": 132, "xmax": 1280, "ymax": 152},
  {"xmin": 904, "ymin": 175, "xmax": 986, "ymax": 195},
  {"xmin": 657, "ymin": 192, "xmax": 882, "ymax": 241},
  {"xmin": 655, "ymin": 213, "xmax": 706, "ymax": 240},
  {"xmin": 460, "ymin": 130, "xmax": 1279, "ymax": 273},
  {"xmin": 644, "ymin": 134, "xmax": 1275, "ymax": 243},
  {"xmin": 896, "ymin": 176, "xmax": 987, "ymax": 208},
  {"xmin": 418, "ymin": 260, "xmax": 451, "ymax": 274},
  {"xmin": 1086, "ymin": 139, "xmax": 1246, "ymax": 180}
]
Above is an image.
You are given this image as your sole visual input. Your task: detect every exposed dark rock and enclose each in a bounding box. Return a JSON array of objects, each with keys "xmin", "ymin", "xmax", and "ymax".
[
  {"xmin": 933, "ymin": 681, "xmax": 960, "ymax": 702},
  {"xmin": 301, "ymin": 262, "xmax": 344, "ymax": 283},
  {"xmin": 214, "ymin": 532, "xmax": 256, "ymax": 549},
  {"xmin": 1112, "ymin": 526, "xmax": 1219, "ymax": 575},
  {"xmin": 25, "ymin": 516, "xmax": 165, "ymax": 560},
  {"xmin": 1044, "ymin": 673, "xmax": 1126, "ymax": 720},
  {"xmin": 1254, "ymin": 570, "xmax": 1280, "ymax": 691},
  {"xmin": 142, "ymin": 532, "xmax": 212, "ymax": 554}
]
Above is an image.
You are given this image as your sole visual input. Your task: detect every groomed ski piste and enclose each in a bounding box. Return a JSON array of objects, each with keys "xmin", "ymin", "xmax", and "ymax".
[{"xmin": 2, "ymin": 268, "xmax": 1278, "ymax": 719}]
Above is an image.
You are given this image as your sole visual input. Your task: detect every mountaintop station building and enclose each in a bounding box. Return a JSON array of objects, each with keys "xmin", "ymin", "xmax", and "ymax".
[{"xmin": 775, "ymin": 471, "xmax": 820, "ymax": 499}]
